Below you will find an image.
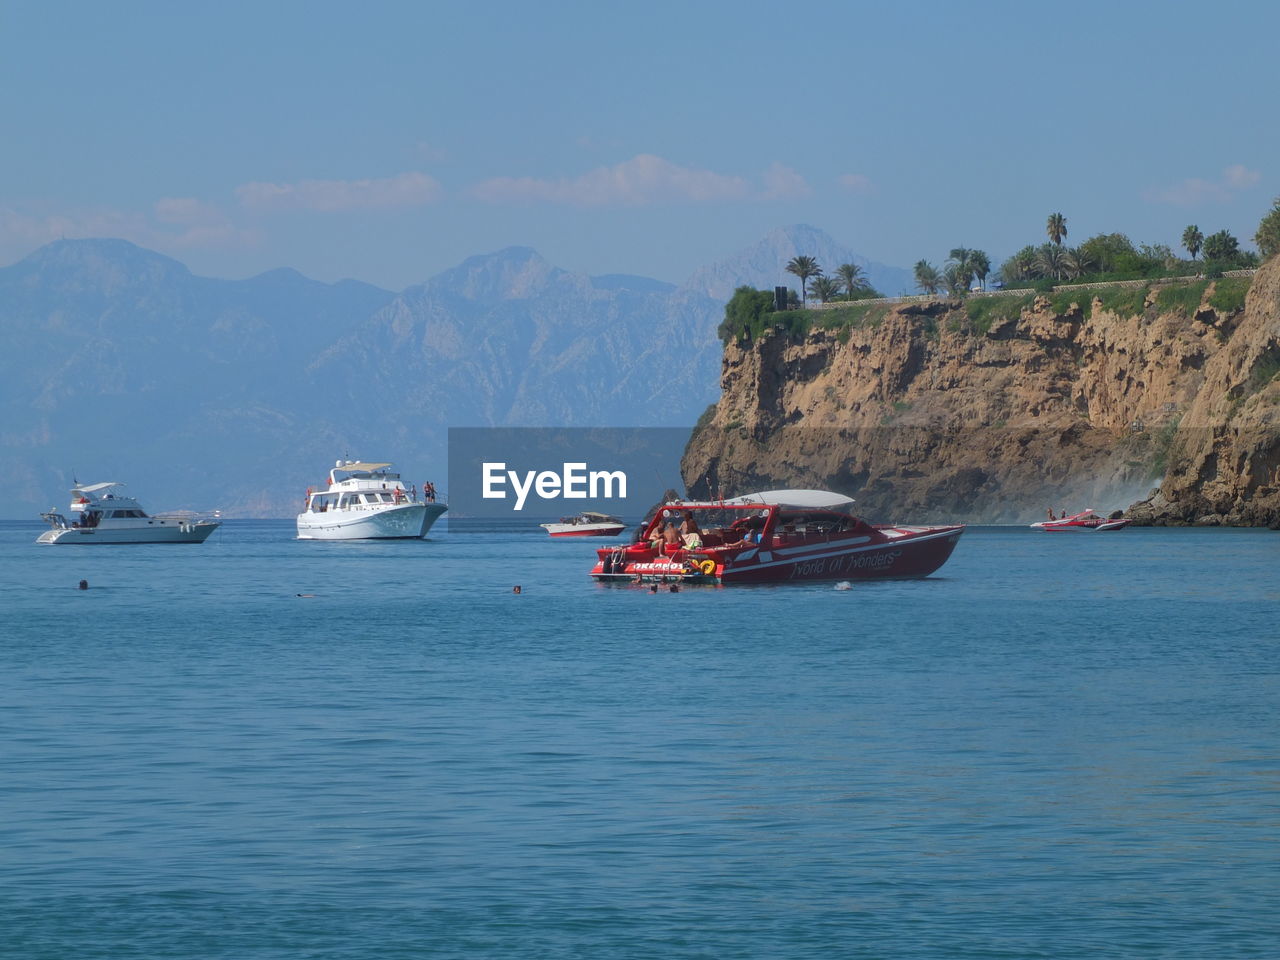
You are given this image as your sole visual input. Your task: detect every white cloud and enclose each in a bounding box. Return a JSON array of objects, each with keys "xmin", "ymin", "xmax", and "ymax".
[
  {"xmin": 1145, "ymin": 164, "xmax": 1262, "ymax": 206},
  {"xmin": 471, "ymin": 154, "xmax": 752, "ymax": 206},
  {"xmin": 1224, "ymin": 164, "xmax": 1261, "ymax": 190},
  {"xmin": 236, "ymin": 171, "xmax": 442, "ymax": 212},
  {"xmin": 762, "ymin": 163, "xmax": 811, "ymax": 199},
  {"xmin": 836, "ymin": 173, "xmax": 874, "ymax": 194}
]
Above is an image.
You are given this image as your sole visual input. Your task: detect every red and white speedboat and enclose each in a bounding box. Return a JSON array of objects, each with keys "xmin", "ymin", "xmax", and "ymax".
[
  {"xmin": 1031, "ymin": 509, "xmax": 1130, "ymax": 532},
  {"xmin": 590, "ymin": 490, "xmax": 964, "ymax": 584},
  {"xmin": 541, "ymin": 511, "xmax": 627, "ymax": 538}
]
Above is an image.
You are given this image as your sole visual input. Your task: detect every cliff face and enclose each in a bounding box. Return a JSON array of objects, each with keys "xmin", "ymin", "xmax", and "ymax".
[{"xmin": 682, "ymin": 258, "xmax": 1280, "ymax": 525}]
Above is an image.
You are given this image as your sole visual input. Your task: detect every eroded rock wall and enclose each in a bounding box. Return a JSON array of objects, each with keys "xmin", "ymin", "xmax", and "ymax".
[{"xmin": 682, "ymin": 259, "xmax": 1280, "ymax": 525}]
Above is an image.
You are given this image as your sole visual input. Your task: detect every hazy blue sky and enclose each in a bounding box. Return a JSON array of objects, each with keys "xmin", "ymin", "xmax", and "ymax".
[{"xmin": 2, "ymin": 0, "xmax": 1275, "ymax": 289}]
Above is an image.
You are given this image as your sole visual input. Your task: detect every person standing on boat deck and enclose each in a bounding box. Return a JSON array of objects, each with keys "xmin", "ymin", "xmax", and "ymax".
[
  {"xmin": 425, "ymin": 481, "xmax": 436, "ymax": 503},
  {"xmin": 1047, "ymin": 508, "xmax": 1055, "ymax": 520}
]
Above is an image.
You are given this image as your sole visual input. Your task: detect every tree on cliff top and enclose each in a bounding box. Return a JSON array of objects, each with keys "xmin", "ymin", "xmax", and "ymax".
[
  {"xmin": 835, "ymin": 263, "xmax": 870, "ymax": 298},
  {"xmin": 914, "ymin": 260, "xmax": 942, "ymax": 294},
  {"xmin": 1046, "ymin": 212, "xmax": 1068, "ymax": 246},
  {"xmin": 1202, "ymin": 229, "xmax": 1240, "ymax": 262},
  {"xmin": 1255, "ymin": 199, "xmax": 1280, "ymax": 260},
  {"xmin": 717, "ymin": 286, "xmax": 776, "ymax": 342},
  {"xmin": 946, "ymin": 247, "xmax": 974, "ymax": 291},
  {"xmin": 809, "ymin": 275, "xmax": 841, "ymax": 303},
  {"xmin": 969, "ymin": 250, "xmax": 991, "ymax": 290},
  {"xmin": 785, "ymin": 256, "xmax": 821, "ymax": 307},
  {"xmin": 1182, "ymin": 225, "xmax": 1204, "ymax": 260}
]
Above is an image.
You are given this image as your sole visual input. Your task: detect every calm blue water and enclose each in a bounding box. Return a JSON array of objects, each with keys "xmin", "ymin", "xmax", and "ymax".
[{"xmin": 2, "ymin": 520, "xmax": 1277, "ymax": 958}]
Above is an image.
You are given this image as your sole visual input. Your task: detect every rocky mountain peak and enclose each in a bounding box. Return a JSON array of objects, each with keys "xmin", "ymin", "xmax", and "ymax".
[{"xmin": 426, "ymin": 246, "xmax": 561, "ymax": 303}]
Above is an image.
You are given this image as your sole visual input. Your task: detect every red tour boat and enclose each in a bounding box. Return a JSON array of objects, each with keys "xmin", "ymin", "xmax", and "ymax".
[
  {"xmin": 1031, "ymin": 509, "xmax": 1130, "ymax": 532},
  {"xmin": 590, "ymin": 490, "xmax": 964, "ymax": 584}
]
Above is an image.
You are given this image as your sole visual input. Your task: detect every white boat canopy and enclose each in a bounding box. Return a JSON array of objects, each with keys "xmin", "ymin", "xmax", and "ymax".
[
  {"xmin": 72, "ymin": 482, "xmax": 125, "ymax": 495},
  {"xmin": 335, "ymin": 461, "xmax": 393, "ymax": 473},
  {"xmin": 717, "ymin": 489, "xmax": 856, "ymax": 510}
]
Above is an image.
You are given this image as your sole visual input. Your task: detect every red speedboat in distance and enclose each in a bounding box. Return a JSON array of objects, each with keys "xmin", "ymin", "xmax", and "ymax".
[
  {"xmin": 1031, "ymin": 509, "xmax": 1130, "ymax": 532},
  {"xmin": 591, "ymin": 490, "xmax": 964, "ymax": 584}
]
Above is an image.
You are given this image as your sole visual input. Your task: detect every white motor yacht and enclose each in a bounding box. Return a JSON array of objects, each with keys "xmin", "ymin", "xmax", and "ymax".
[
  {"xmin": 37, "ymin": 482, "xmax": 221, "ymax": 544},
  {"xmin": 297, "ymin": 460, "xmax": 446, "ymax": 540}
]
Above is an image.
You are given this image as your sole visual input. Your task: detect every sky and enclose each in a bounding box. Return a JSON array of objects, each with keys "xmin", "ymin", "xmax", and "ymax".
[{"xmin": 2, "ymin": 0, "xmax": 1277, "ymax": 291}]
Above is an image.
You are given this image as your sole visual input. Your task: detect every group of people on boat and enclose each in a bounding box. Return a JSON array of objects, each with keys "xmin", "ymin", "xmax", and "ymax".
[
  {"xmin": 640, "ymin": 510, "xmax": 769, "ymax": 558},
  {"xmin": 648, "ymin": 512, "xmax": 703, "ymax": 553}
]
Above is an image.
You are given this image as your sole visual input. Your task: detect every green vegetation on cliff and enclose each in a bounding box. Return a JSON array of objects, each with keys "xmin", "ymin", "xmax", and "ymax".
[{"xmin": 720, "ymin": 274, "xmax": 1255, "ymax": 344}]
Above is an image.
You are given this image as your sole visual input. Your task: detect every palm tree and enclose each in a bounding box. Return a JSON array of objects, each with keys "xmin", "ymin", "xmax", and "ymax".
[
  {"xmin": 946, "ymin": 247, "xmax": 974, "ymax": 292},
  {"xmin": 809, "ymin": 275, "xmax": 841, "ymax": 304},
  {"xmin": 835, "ymin": 263, "xmax": 869, "ymax": 299},
  {"xmin": 914, "ymin": 260, "xmax": 942, "ymax": 295},
  {"xmin": 1035, "ymin": 243, "xmax": 1069, "ymax": 281},
  {"xmin": 943, "ymin": 263, "xmax": 969, "ymax": 297},
  {"xmin": 1046, "ymin": 212, "xmax": 1068, "ymax": 246},
  {"xmin": 1063, "ymin": 246, "xmax": 1095, "ymax": 280},
  {"xmin": 1202, "ymin": 229, "xmax": 1240, "ymax": 262},
  {"xmin": 969, "ymin": 250, "xmax": 991, "ymax": 291},
  {"xmin": 1000, "ymin": 246, "xmax": 1039, "ymax": 284},
  {"xmin": 1182, "ymin": 225, "xmax": 1204, "ymax": 260},
  {"xmin": 786, "ymin": 256, "xmax": 821, "ymax": 307}
]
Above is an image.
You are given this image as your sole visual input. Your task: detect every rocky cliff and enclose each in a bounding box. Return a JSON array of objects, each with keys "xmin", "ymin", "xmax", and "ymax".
[{"xmin": 682, "ymin": 257, "xmax": 1280, "ymax": 525}]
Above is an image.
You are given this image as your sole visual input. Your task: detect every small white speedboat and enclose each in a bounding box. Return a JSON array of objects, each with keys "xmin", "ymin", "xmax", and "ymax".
[
  {"xmin": 297, "ymin": 460, "xmax": 446, "ymax": 540},
  {"xmin": 1031, "ymin": 509, "xmax": 1130, "ymax": 532},
  {"xmin": 37, "ymin": 482, "xmax": 220, "ymax": 544},
  {"xmin": 540, "ymin": 511, "xmax": 627, "ymax": 538}
]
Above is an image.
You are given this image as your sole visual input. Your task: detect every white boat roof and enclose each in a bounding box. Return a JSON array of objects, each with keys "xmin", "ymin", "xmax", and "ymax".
[
  {"xmin": 335, "ymin": 461, "xmax": 392, "ymax": 472},
  {"xmin": 73, "ymin": 482, "xmax": 125, "ymax": 494},
  {"xmin": 718, "ymin": 489, "xmax": 856, "ymax": 510}
]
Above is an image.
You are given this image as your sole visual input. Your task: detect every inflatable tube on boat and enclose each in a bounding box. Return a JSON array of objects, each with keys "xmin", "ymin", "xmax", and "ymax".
[{"xmin": 698, "ymin": 559, "xmax": 716, "ymax": 575}]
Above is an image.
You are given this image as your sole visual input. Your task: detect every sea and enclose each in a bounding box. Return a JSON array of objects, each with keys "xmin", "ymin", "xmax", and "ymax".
[{"xmin": 2, "ymin": 519, "xmax": 1277, "ymax": 959}]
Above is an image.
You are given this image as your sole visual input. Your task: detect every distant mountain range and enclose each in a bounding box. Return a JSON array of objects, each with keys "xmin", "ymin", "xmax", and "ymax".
[{"xmin": 0, "ymin": 227, "xmax": 909, "ymax": 518}]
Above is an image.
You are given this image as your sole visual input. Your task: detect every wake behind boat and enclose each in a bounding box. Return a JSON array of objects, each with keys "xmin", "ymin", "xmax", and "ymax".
[
  {"xmin": 541, "ymin": 511, "xmax": 626, "ymax": 538},
  {"xmin": 37, "ymin": 482, "xmax": 220, "ymax": 544},
  {"xmin": 297, "ymin": 460, "xmax": 446, "ymax": 540},
  {"xmin": 591, "ymin": 490, "xmax": 963, "ymax": 584},
  {"xmin": 1031, "ymin": 509, "xmax": 1130, "ymax": 532}
]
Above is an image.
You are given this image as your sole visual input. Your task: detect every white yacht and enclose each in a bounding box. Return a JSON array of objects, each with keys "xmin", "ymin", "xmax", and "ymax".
[
  {"xmin": 37, "ymin": 482, "xmax": 221, "ymax": 544},
  {"xmin": 297, "ymin": 460, "xmax": 446, "ymax": 540}
]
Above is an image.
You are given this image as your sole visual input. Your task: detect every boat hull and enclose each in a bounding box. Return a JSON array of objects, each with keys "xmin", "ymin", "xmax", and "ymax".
[
  {"xmin": 593, "ymin": 525, "xmax": 964, "ymax": 584},
  {"xmin": 36, "ymin": 520, "xmax": 220, "ymax": 544},
  {"xmin": 296, "ymin": 503, "xmax": 447, "ymax": 540},
  {"xmin": 1031, "ymin": 518, "xmax": 1130, "ymax": 532},
  {"xmin": 542, "ymin": 523, "xmax": 627, "ymax": 538}
]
